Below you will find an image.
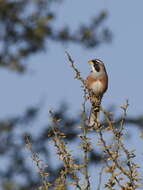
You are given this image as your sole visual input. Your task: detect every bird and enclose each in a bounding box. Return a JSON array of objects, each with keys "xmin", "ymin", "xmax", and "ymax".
[{"xmin": 85, "ymin": 59, "xmax": 108, "ymax": 126}]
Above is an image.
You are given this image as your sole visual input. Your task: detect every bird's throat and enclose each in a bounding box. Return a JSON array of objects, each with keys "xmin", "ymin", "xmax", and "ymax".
[{"xmin": 90, "ymin": 71, "xmax": 105, "ymax": 79}]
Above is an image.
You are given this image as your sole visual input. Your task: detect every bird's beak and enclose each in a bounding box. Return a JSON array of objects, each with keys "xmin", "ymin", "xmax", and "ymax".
[{"xmin": 88, "ymin": 61, "xmax": 93, "ymax": 65}]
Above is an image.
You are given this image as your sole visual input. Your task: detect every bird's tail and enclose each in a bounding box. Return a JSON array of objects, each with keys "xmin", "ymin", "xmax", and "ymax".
[
  {"xmin": 88, "ymin": 107, "xmax": 100, "ymax": 127},
  {"xmin": 88, "ymin": 97, "xmax": 101, "ymax": 127}
]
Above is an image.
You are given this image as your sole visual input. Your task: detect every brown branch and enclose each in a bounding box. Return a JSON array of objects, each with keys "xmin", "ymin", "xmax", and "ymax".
[
  {"xmin": 49, "ymin": 110, "xmax": 82, "ymax": 190},
  {"xmin": 25, "ymin": 135, "xmax": 51, "ymax": 190},
  {"xmin": 66, "ymin": 52, "xmax": 91, "ymax": 189},
  {"xmin": 66, "ymin": 51, "xmax": 85, "ymax": 85}
]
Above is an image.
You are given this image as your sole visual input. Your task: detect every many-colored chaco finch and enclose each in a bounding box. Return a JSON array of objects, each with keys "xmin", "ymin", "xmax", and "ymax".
[{"xmin": 86, "ymin": 59, "xmax": 108, "ymax": 126}]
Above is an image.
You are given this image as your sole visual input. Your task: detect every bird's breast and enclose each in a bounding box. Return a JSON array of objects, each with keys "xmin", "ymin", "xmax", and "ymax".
[{"xmin": 91, "ymin": 80, "xmax": 104, "ymax": 95}]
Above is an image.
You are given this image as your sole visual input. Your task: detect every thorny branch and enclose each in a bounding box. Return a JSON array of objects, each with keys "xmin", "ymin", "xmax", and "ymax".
[
  {"xmin": 97, "ymin": 165, "xmax": 104, "ymax": 190},
  {"xmin": 98, "ymin": 102, "xmax": 141, "ymax": 189},
  {"xmin": 81, "ymin": 92, "xmax": 91, "ymax": 190},
  {"xmin": 66, "ymin": 52, "xmax": 91, "ymax": 190},
  {"xmin": 25, "ymin": 135, "xmax": 51, "ymax": 190},
  {"xmin": 66, "ymin": 51, "xmax": 85, "ymax": 86},
  {"xmin": 49, "ymin": 110, "xmax": 82, "ymax": 190}
]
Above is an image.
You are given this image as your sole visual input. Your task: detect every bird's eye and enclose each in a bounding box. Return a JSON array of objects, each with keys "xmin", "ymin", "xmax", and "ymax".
[{"xmin": 94, "ymin": 63, "xmax": 100, "ymax": 72}]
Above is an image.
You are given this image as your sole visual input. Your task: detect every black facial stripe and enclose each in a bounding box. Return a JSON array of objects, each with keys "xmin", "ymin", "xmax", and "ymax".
[
  {"xmin": 94, "ymin": 63, "xmax": 100, "ymax": 72},
  {"xmin": 91, "ymin": 59, "xmax": 96, "ymax": 64}
]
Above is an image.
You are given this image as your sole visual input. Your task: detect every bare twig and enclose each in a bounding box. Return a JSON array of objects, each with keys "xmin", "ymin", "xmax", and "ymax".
[
  {"xmin": 49, "ymin": 110, "xmax": 82, "ymax": 190},
  {"xmin": 66, "ymin": 52, "xmax": 91, "ymax": 189},
  {"xmin": 25, "ymin": 135, "xmax": 51, "ymax": 190},
  {"xmin": 97, "ymin": 166, "xmax": 104, "ymax": 190},
  {"xmin": 66, "ymin": 51, "xmax": 85, "ymax": 85},
  {"xmin": 81, "ymin": 91, "xmax": 91, "ymax": 190}
]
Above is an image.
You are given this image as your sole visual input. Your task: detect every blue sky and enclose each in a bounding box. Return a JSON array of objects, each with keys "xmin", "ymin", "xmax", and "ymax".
[
  {"xmin": 0, "ymin": 0, "xmax": 143, "ymax": 119},
  {"xmin": 1, "ymin": 0, "xmax": 143, "ymax": 188}
]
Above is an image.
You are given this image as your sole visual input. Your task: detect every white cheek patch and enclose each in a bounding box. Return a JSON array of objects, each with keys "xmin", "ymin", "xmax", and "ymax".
[
  {"xmin": 91, "ymin": 65, "xmax": 101, "ymax": 77},
  {"xmin": 91, "ymin": 81, "xmax": 103, "ymax": 94},
  {"xmin": 91, "ymin": 64, "xmax": 95, "ymax": 72}
]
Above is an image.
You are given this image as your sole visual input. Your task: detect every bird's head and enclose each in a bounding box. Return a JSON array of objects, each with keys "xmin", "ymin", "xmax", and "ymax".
[{"xmin": 88, "ymin": 59, "xmax": 105, "ymax": 73}]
